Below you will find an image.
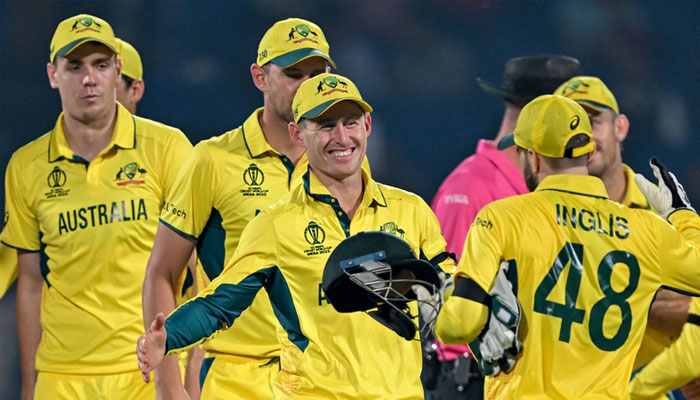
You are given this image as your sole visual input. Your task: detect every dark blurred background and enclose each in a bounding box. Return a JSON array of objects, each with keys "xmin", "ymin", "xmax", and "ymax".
[{"xmin": 2, "ymin": 0, "xmax": 700, "ymax": 395}]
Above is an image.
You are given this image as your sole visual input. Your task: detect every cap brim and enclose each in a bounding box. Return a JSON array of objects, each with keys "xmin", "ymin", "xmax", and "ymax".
[
  {"xmin": 576, "ymin": 100, "xmax": 615, "ymax": 114},
  {"xmin": 270, "ymin": 48, "xmax": 336, "ymax": 68},
  {"xmin": 55, "ymin": 38, "xmax": 118, "ymax": 61},
  {"xmin": 300, "ymin": 98, "xmax": 373, "ymax": 121},
  {"xmin": 497, "ymin": 133, "xmax": 516, "ymax": 150},
  {"xmin": 476, "ymin": 78, "xmax": 529, "ymax": 103}
]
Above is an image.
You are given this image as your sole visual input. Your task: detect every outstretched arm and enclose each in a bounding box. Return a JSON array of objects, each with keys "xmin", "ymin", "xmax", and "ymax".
[{"xmin": 137, "ymin": 313, "xmax": 168, "ymax": 382}]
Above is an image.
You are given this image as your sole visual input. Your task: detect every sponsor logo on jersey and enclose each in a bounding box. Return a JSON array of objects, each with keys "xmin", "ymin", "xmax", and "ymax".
[
  {"xmin": 162, "ymin": 202, "xmax": 186, "ymax": 220},
  {"xmin": 473, "ymin": 217, "xmax": 493, "ymax": 229},
  {"xmin": 316, "ymin": 75, "xmax": 349, "ymax": 96},
  {"xmin": 115, "ymin": 162, "xmax": 147, "ymax": 186},
  {"xmin": 57, "ymin": 198, "xmax": 148, "ymax": 235},
  {"xmin": 303, "ymin": 221, "xmax": 332, "ymax": 256},
  {"xmin": 287, "ymin": 24, "xmax": 319, "ymax": 45},
  {"xmin": 379, "ymin": 221, "xmax": 405, "ymax": 238},
  {"xmin": 45, "ymin": 166, "xmax": 71, "ymax": 199},
  {"xmin": 240, "ymin": 163, "xmax": 269, "ymax": 197}
]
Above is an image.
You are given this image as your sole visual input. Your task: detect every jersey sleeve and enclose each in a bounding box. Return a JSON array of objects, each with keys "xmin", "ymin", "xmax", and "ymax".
[
  {"xmin": 417, "ymin": 198, "xmax": 455, "ymax": 275},
  {"xmin": 159, "ymin": 129, "xmax": 193, "ymax": 192},
  {"xmin": 164, "ymin": 211, "xmax": 278, "ymax": 354},
  {"xmin": 1, "ymin": 153, "xmax": 40, "ymax": 251},
  {"xmin": 160, "ymin": 142, "xmax": 215, "ymax": 239},
  {"xmin": 629, "ymin": 298, "xmax": 700, "ymax": 399},
  {"xmin": 0, "ymin": 241, "xmax": 18, "ymax": 298},
  {"xmin": 657, "ymin": 210, "xmax": 700, "ymax": 295},
  {"xmin": 454, "ymin": 203, "xmax": 504, "ymax": 293}
]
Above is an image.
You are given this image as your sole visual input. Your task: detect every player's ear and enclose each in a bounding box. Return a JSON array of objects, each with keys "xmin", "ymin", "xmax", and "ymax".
[
  {"xmin": 47, "ymin": 62, "xmax": 59, "ymax": 89},
  {"xmin": 363, "ymin": 113, "xmax": 372, "ymax": 138},
  {"xmin": 251, "ymin": 63, "xmax": 267, "ymax": 92},
  {"xmin": 131, "ymin": 79, "xmax": 145, "ymax": 104},
  {"xmin": 289, "ymin": 121, "xmax": 305, "ymax": 148},
  {"xmin": 614, "ymin": 113, "xmax": 629, "ymax": 143}
]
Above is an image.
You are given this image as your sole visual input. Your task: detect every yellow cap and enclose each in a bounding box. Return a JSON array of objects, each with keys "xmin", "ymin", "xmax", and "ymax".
[
  {"xmin": 257, "ymin": 18, "xmax": 335, "ymax": 68},
  {"xmin": 555, "ymin": 76, "xmax": 619, "ymax": 114},
  {"xmin": 50, "ymin": 14, "xmax": 118, "ymax": 63},
  {"xmin": 116, "ymin": 38, "xmax": 143, "ymax": 80},
  {"xmin": 498, "ymin": 95, "xmax": 594, "ymax": 158},
  {"xmin": 293, "ymin": 73, "xmax": 372, "ymax": 123}
]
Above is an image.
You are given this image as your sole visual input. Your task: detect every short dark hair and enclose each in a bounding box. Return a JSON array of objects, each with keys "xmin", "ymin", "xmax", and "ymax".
[{"xmin": 121, "ymin": 74, "xmax": 134, "ymax": 89}]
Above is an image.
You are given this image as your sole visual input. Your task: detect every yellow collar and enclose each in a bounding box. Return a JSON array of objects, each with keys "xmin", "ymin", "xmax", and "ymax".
[
  {"xmin": 303, "ymin": 167, "xmax": 387, "ymax": 208},
  {"xmin": 241, "ymin": 108, "xmax": 276, "ymax": 158},
  {"xmin": 535, "ymin": 174, "xmax": 609, "ymax": 199},
  {"xmin": 49, "ymin": 103, "xmax": 135, "ymax": 162},
  {"xmin": 621, "ymin": 164, "xmax": 650, "ymax": 209}
]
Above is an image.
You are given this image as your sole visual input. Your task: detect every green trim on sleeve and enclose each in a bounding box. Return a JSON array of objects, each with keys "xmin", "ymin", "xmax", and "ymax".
[{"xmin": 159, "ymin": 218, "xmax": 197, "ymax": 240}]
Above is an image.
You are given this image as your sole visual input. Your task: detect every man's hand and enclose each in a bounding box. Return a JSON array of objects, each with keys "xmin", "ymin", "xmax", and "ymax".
[
  {"xmin": 682, "ymin": 376, "xmax": 700, "ymax": 400},
  {"xmin": 137, "ymin": 313, "xmax": 168, "ymax": 382},
  {"xmin": 634, "ymin": 157, "xmax": 695, "ymax": 219},
  {"xmin": 477, "ymin": 261, "xmax": 522, "ymax": 375}
]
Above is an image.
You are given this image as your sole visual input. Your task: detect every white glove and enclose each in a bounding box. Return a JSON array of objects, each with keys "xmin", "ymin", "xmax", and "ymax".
[
  {"xmin": 634, "ymin": 157, "xmax": 695, "ymax": 219},
  {"xmin": 477, "ymin": 261, "xmax": 522, "ymax": 375},
  {"xmin": 411, "ymin": 272, "xmax": 446, "ymax": 333}
]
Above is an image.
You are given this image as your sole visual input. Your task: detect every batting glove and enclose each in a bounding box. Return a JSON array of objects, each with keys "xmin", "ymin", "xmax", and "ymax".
[
  {"xmin": 411, "ymin": 272, "xmax": 446, "ymax": 328},
  {"xmin": 634, "ymin": 157, "xmax": 695, "ymax": 219},
  {"xmin": 478, "ymin": 261, "xmax": 522, "ymax": 375}
]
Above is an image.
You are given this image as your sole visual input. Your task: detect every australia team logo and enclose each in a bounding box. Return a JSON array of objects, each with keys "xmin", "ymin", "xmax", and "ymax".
[
  {"xmin": 45, "ymin": 166, "xmax": 70, "ymax": 199},
  {"xmin": 559, "ymin": 78, "xmax": 589, "ymax": 97},
  {"xmin": 115, "ymin": 162, "xmax": 147, "ymax": 186},
  {"xmin": 380, "ymin": 222, "xmax": 405, "ymax": 238},
  {"xmin": 316, "ymin": 75, "xmax": 349, "ymax": 96},
  {"xmin": 304, "ymin": 221, "xmax": 332, "ymax": 256},
  {"xmin": 243, "ymin": 163, "xmax": 265, "ymax": 186},
  {"xmin": 71, "ymin": 16, "xmax": 102, "ymax": 33},
  {"xmin": 287, "ymin": 24, "xmax": 319, "ymax": 44}
]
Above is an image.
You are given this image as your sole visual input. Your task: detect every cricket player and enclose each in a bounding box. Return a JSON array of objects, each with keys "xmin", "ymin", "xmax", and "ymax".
[
  {"xmin": 115, "ymin": 37, "xmax": 145, "ymax": 114},
  {"xmin": 1, "ymin": 14, "xmax": 191, "ymax": 399},
  {"xmin": 435, "ymin": 94, "xmax": 700, "ymax": 399},
  {"xmin": 138, "ymin": 72, "xmax": 454, "ymax": 399},
  {"xmin": 142, "ymin": 18, "xmax": 343, "ymax": 399},
  {"xmin": 0, "ymin": 38, "xmax": 146, "ymax": 302},
  {"xmin": 555, "ymin": 76, "xmax": 691, "ymax": 374}
]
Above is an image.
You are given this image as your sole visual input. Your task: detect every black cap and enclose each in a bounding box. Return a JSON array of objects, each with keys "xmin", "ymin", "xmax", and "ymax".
[
  {"xmin": 477, "ymin": 55, "xmax": 581, "ymax": 105},
  {"xmin": 322, "ymin": 231, "xmax": 440, "ymax": 313}
]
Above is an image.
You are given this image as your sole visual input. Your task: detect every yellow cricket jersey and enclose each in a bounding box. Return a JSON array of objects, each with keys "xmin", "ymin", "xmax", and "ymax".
[
  {"xmin": 159, "ymin": 108, "xmax": 310, "ymax": 360},
  {"xmin": 0, "ymin": 240, "xmax": 17, "ymax": 298},
  {"xmin": 164, "ymin": 169, "xmax": 454, "ymax": 399},
  {"xmin": 629, "ymin": 297, "xmax": 700, "ymax": 400},
  {"xmin": 442, "ymin": 174, "xmax": 700, "ymax": 400},
  {"xmin": 1, "ymin": 103, "xmax": 192, "ymax": 374}
]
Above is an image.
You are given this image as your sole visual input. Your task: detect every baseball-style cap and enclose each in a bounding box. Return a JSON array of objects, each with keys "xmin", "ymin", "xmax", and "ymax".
[
  {"xmin": 292, "ymin": 73, "xmax": 372, "ymax": 123},
  {"xmin": 50, "ymin": 14, "xmax": 119, "ymax": 63},
  {"xmin": 497, "ymin": 95, "xmax": 594, "ymax": 158},
  {"xmin": 555, "ymin": 76, "xmax": 619, "ymax": 114},
  {"xmin": 116, "ymin": 38, "xmax": 143, "ymax": 80},
  {"xmin": 257, "ymin": 18, "xmax": 335, "ymax": 68}
]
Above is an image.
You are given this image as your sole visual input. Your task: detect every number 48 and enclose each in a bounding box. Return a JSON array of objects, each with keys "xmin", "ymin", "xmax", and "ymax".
[{"xmin": 533, "ymin": 242, "xmax": 640, "ymax": 351}]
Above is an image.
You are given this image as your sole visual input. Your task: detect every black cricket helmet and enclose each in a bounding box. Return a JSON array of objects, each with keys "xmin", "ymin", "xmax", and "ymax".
[{"xmin": 322, "ymin": 231, "xmax": 441, "ymax": 340}]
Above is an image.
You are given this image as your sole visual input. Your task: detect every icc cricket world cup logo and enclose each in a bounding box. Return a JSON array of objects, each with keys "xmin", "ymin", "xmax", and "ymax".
[
  {"xmin": 243, "ymin": 163, "xmax": 264, "ymax": 186},
  {"xmin": 304, "ymin": 221, "xmax": 326, "ymax": 245},
  {"xmin": 47, "ymin": 166, "xmax": 67, "ymax": 188}
]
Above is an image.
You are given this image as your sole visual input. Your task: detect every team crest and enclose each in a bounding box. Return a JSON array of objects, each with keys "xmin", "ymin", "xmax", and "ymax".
[
  {"xmin": 288, "ymin": 24, "xmax": 319, "ymax": 43},
  {"xmin": 304, "ymin": 221, "xmax": 332, "ymax": 256},
  {"xmin": 560, "ymin": 78, "xmax": 589, "ymax": 97},
  {"xmin": 380, "ymin": 222, "xmax": 405, "ymax": 238},
  {"xmin": 316, "ymin": 76, "xmax": 349, "ymax": 95},
  {"xmin": 45, "ymin": 166, "xmax": 70, "ymax": 199},
  {"xmin": 71, "ymin": 16, "xmax": 102, "ymax": 33},
  {"xmin": 115, "ymin": 162, "xmax": 147, "ymax": 186}
]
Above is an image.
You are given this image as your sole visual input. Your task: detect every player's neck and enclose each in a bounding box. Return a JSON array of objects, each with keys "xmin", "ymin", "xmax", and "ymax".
[
  {"xmin": 601, "ymin": 163, "xmax": 627, "ymax": 203},
  {"xmin": 259, "ymin": 110, "xmax": 305, "ymax": 165},
  {"xmin": 62, "ymin": 105, "xmax": 117, "ymax": 162},
  {"xmin": 315, "ymin": 169, "xmax": 364, "ymax": 220}
]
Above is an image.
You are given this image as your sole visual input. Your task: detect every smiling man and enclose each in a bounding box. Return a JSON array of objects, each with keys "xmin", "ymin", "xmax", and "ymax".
[
  {"xmin": 137, "ymin": 73, "xmax": 454, "ymax": 399},
  {"xmin": 1, "ymin": 14, "xmax": 191, "ymax": 399}
]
